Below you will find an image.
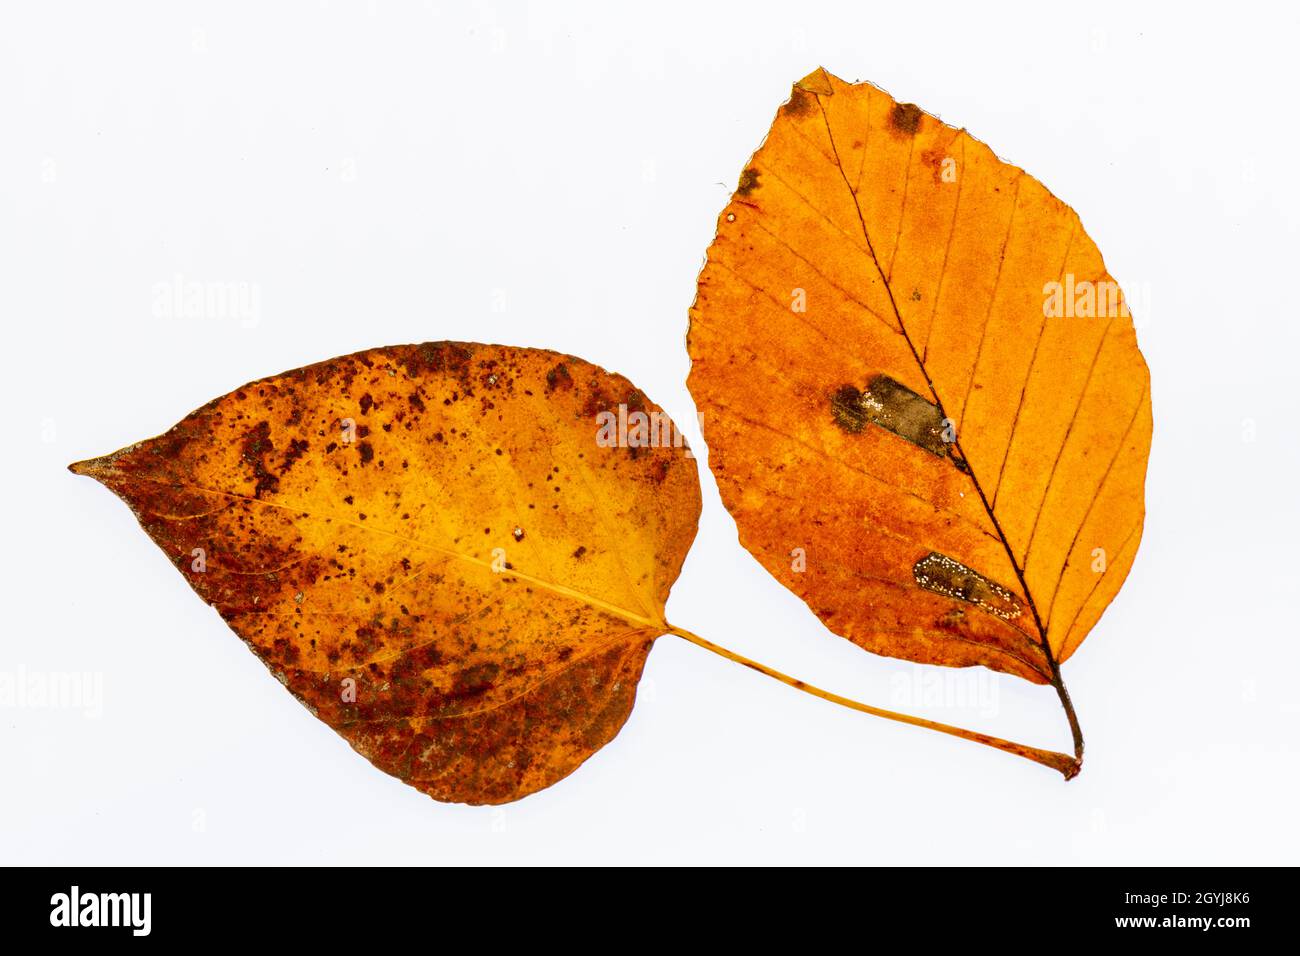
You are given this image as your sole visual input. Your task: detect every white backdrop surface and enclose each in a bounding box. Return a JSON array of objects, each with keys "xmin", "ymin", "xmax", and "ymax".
[{"xmin": 2, "ymin": 0, "xmax": 1296, "ymax": 865}]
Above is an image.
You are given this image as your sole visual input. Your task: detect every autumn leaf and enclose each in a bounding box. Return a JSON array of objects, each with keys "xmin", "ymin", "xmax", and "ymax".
[
  {"xmin": 70, "ymin": 343, "xmax": 700, "ymax": 805},
  {"xmin": 70, "ymin": 74, "xmax": 1140, "ymax": 793},
  {"xmin": 687, "ymin": 68, "xmax": 1152, "ymax": 771}
]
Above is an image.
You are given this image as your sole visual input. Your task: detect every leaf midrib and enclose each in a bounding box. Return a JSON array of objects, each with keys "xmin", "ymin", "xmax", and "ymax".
[
  {"xmin": 111, "ymin": 471, "xmax": 668, "ymax": 634},
  {"xmin": 810, "ymin": 94, "xmax": 1055, "ymax": 655}
]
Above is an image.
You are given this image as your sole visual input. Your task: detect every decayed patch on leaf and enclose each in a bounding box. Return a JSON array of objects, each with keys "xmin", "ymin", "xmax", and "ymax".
[
  {"xmin": 71, "ymin": 343, "xmax": 701, "ymax": 805},
  {"xmin": 913, "ymin": 552, "xmax": 1021, "ymax": 623},
  {"xmin": 687, "ymin": 67, "xmax": 1151, "ymax": 692},
  {"xmin": 830, "ymin": 375, "xmax": 954, "ymax": 461}
]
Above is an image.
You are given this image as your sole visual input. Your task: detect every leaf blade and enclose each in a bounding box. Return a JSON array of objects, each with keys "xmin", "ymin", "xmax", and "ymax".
[
  {"xmin": 688, "ymin": 70, "xmax": 1150, "ymax": 682},
  {"xmin": 74, "ymin": 343, "xmax": 701, "ymax": 804}
]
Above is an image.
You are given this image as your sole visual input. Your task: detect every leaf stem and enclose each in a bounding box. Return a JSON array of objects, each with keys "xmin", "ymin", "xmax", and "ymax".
[
  {"xmin": 810, "ymin": 93, "xmax": 1087, "ymax": 779},
  {"xmin": 666, "ymin": 625, "xmax": 1081, "ymax": 780},
  {"xmin": 1046, "ymin": 657, "xmax": 1084, "ymax": 763}
]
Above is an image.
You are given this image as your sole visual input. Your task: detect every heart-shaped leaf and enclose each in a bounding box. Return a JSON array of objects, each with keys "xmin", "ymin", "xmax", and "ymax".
[{"xmin": 72, "ymin": 343, "xmax": 700, "ymax": 804}]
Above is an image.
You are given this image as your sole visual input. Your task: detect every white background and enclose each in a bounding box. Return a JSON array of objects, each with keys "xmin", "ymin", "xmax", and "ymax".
[{"xmin": 3, "ymin": 1, "xmax": 1297, "ymax": 865}]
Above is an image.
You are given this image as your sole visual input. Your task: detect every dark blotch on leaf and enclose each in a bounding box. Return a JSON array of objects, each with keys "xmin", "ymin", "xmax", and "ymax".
[
  {"xmin": 784, "ymin": 87, "xmax": 815, "ymax": 117},
  {"xmin": 913, "ymin": 552, "xmax": 1022, "ymax": 622},
  {"xmin": 830, "ymin": 385, "xmax": 866, "ymax": 433},
  {"xmin": 279, "ymin": 437, "xmax": 309, "ymax": 475},
  {"xmin": 831, "ymin": 376, "xmax": 952, "ymax": 460},
  {"xmin": 737, "ymin": 167, "xmax": 761, "ymax": 197},
  {"xmin": 891, "ymin": 103, "xmax": 923, "ymax": 135},
  {"xmin": 241, "ymin": 421, "xmax": 279, "ymax": 498},
  {"xmin": 546, "ymin": 363, "xmax": 573, "ymax": 392}
]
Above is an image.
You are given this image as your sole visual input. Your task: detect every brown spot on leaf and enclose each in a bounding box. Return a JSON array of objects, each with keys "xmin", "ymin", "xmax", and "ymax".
[
  {"xmin": 546, "ymin": 362, "xmax": 574, "ymax": 392},
  {"xmin": 831, "ymin": 376, "xmax": 952, "ymax": 460},
  {"xmin": 279, "ymin": 437, "xmax": 309, "ymax": 475},
  {"xmin": 737, "ymin": 167, "xmax": 761, "ymax": 197},
  {"xmin": 398, "ymin": 341, "xmax": 474, "ymax": 381},
  {"xmin": 241, "ymin": 421, "xmax": 279, "ymax": 498},
  {"xmin": 830, "ymin": 385, "xmax": 866, "ymax": 433},
  {"xmin": 913, "ymin": 552, "xmax": 1022, "ymax": 622},
  {"xmin": 783, "ymin": 86, "xmax": 815, "ymax": 117},
  {"xmin": 890, "ymin": 102, "xmax": 922, "ymax": 135}
]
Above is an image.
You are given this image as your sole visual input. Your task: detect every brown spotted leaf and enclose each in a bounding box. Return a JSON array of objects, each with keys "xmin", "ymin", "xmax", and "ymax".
[
  {"xmin": 71, "ymin": 343, "xmax": 700, "ymax": 804},
  {"xmin": 688, "ymin": 69, "xmax": 1151, "ymax": 757}
]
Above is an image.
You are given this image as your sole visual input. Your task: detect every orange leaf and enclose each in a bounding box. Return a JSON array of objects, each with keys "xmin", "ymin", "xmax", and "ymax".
[
  {"xmin": 688, "ymin": 69, "xmax": 1151, "ymax": 757},
  {"xmin": 71, "ymin": 343, "xmax": 700, "ymax": 804}
]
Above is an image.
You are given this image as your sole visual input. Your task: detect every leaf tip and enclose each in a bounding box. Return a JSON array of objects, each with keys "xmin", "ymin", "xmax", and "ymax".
[
  {"xmin": 68, "ymin": 452, "xmax": 115, "ymax": 480},
  {"xmin": 794, "ymin": 67, "xmax": 835, "ymax": 97}
]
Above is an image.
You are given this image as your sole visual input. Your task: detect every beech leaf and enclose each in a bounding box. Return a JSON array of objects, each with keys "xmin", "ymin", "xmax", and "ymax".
[{"xmin": 687, "ymin": 69, "xmax": 1152, "ymax": 768}]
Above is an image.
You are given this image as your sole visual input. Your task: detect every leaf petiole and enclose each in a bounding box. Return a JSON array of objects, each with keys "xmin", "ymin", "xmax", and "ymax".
[{"xmin": 666, "ymin": 625, "xmax": 1081, "ymax": 780}]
